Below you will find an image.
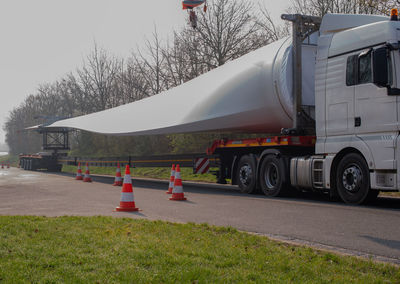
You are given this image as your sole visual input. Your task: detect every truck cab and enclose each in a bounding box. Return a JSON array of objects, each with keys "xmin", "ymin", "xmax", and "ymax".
[{"xmin": 296, "ymin": 12, "xmax": 400, "ymax": 203}]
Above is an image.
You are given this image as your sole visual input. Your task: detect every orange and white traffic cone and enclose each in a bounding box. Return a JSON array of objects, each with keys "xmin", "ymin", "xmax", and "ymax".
[
  {"xmin": 76, "ymin": 162, "xmax": 83, "ymax": 180},
  {"xmin": 166, "ymin": 164, "xmax": 175, "ymax": 194},
  {"xmin": 83, "ymin": 163, "xmax": 92, "ymax": 182},
  {"xmin": 113, "ymin": 163, "xmax": 123, "ymax": 186},
  {"xmin": 115, "ymin": 165, "xmax": 139, "ymax": 212},
  {"xmin": 169, "ymin": 164, "xmax": 187, "ymax": 201}
]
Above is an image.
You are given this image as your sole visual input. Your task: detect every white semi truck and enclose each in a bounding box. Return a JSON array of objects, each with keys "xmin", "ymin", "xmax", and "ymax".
[{"xmin": 48, "ymin": 11, "xmax": 400, "ymax": 204}]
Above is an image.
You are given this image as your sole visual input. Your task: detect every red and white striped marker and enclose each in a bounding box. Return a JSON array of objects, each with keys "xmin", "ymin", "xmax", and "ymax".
[
  {"xmin": 113, "ymin": 163, "xmax": 123, "ymax": 186},
  {"xmin": 169, "ymin": 164, "xmax": 187, "ymax": 201},
  {"xmin": 166, "ymin": 164, "xmax": 175, "ymax": 194},
  {"xmin": 115, "ymin": 165, "xmax": 139, "ymax": 212},
  {"xmin": 194, "ymin": 158, "xmax": 209, "ymax": 174},
  {"xmin": 76, "ymin": 162, "xmax": 83, "ymax": 180},
  {"xmin": 83, "ymin": 163, "xmax": 92, "ymax": 182}
]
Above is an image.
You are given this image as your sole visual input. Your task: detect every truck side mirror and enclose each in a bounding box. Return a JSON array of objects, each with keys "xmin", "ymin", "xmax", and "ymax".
[{"xmin": 373, "ymin": 47, "xmax": 389, "ymax": 87}]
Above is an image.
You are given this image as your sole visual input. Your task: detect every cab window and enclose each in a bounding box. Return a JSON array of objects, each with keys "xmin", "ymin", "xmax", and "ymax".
[
  {"xmin": 358, "ymin": 53, "xmax": 372, "ymax": 84},
  {"xmin": 346, "ymin": 49, "xmax": 392, "ymax": 87}
]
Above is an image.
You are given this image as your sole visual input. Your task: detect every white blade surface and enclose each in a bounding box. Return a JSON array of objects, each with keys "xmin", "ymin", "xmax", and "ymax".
[{"xmin": 48, "ymin": 38, "xmax": 294, "ymax": 136}]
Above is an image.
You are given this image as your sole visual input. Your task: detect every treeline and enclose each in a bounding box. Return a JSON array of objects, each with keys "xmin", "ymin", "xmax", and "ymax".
[{"xmin": 4, "ymin": 0, "xmax": 395, "ymax": 156}]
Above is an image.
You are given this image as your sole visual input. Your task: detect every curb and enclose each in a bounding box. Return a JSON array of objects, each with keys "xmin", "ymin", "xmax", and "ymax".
[{"xmin": 61, "ymin": 171, "xmax": 239, "ymax": 191}]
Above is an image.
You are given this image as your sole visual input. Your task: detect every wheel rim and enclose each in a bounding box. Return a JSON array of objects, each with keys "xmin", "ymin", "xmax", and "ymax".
[
  {"xmin": 264, "ymin": 163, "xmax": 279, "ymax": 190},
  {"xmin": 342, "ymin": 164, "xmax": 362, "ymax": 193},
  {"xmin": 239, "ymin": 164, "xmax": 253, "ymax": 186}
]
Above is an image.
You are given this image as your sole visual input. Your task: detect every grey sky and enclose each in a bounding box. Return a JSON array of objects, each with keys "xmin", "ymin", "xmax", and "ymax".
[{"xmin": 0, "ymin": 0, "xmax": 291, "ymax": 144}]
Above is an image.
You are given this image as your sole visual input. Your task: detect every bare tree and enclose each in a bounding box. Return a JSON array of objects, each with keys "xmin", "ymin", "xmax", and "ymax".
[
  {"xmin": 256, "ymin": 4, "xmax": 290, "ymax": 44},
  {"xmin": 195, "ymin": 0, "xmax": 260, "ymax": 67},
  {"xmin": 289, "ymin": 0, "xmax": 397, "ymax": 17},
  {"xmin": 119, "ymin": 60, "xmax": 151, "ymax": 103},
  {"xmin": 130, "ymin": 28, "xmax": 167, "ymax": 96},
  {"xmin": 76, "ymin": 43, "xmax": 121, "ymax": 112}
]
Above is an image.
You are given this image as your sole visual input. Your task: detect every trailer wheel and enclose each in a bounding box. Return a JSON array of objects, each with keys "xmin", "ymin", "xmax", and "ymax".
[
  {"xmin": 336, "ymin": 153, "xmax": 371, "ymax": 204},
  {"xmin": 237, "ymin": 155, "xmax": 257, "ymax": 193},
  {"xmin": 259, "ymin": 155, "xmax": 287, "ymax": 197}
]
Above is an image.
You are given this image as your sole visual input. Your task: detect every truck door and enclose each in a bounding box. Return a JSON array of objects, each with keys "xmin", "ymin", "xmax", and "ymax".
[
  {"xmin": 325, "ymin": 55, "xmax": 355, "ymax": 137},
  {"xmin": 353, "ymin": 49, "xmax": 398, "ymax": 170}
]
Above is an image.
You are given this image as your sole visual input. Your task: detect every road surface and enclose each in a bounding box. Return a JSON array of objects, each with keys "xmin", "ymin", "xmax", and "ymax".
[{"xmin": 1, "ymin": 167, "xmax": 400, "ymax": 264}]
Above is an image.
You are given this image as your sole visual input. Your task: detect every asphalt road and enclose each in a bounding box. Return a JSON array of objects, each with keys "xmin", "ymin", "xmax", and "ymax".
[{"xmin": 1, "ymin": 167, "xmax": 400, "ymax": 264}]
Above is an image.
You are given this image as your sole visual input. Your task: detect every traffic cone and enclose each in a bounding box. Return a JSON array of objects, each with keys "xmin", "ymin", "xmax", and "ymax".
[
  {"xmin": 83, "ymin": 163, "xmax": 92, "ymax": 182},
  {"xmin": 6, "ymin": 164, "xmax": 10, "ymax": 169},
  {"xmin": 1, "ymin": 164, "xmax": 3, "ymax": 169},
  {"xmin": 115, "ymin": 165, "xmax": 139, "ymax": 212},
  {"xmin": 166, "ymin": 164, "xmax": 175, "ymax": 194},
  {"xmin": 76, "ymin": 162, "xmax": 83, "ymax": 180},
  {"xmin": 169, "ymin": 164, "xmax": 187, "ymax": 201},
  {"xmin": 113, "ymin": 163, "xmax": 123, "ymax": 186}
]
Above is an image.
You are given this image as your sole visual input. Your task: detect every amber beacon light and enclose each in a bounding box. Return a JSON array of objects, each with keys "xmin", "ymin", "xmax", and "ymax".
[{"xmin": 390, "ymin": 8, "xmax": 398, "ymax": 21}]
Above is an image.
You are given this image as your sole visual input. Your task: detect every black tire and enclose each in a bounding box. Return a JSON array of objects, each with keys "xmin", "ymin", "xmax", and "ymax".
[
  {"xmin": 366, "ymin": 189, "xmax": 379, "ymax": 203},
  {"xmin": 31, "ymin": 160, "xmax": 37, "ymax": 171},
  {"xmin": 237, "ymin": 155, "xmax": 257, "ymax": 194},
  {"xmin": 259, "ymin": 155, "xmax": 288, "ymax": 197},
  {"xmin": 336, "ymin": 153, "xmax": 371, "ymax": 205}
]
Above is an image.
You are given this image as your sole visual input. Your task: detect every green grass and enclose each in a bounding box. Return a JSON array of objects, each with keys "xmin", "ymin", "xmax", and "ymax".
[
  {"xmin": 0, "ymin": 216, "xmax": 398, "ymax": 283},
  {"xmin": 0, "ymin": 154, "xmax": 17, "ymax": 167},
  {"xmin": 62, "ymin": 165, "xmax": 219, "ymax": 183}
]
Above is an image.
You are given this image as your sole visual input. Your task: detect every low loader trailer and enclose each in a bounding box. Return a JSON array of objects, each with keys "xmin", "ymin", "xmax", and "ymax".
[{"xmin": 19, "ymin": 127, "xmax": 68, "ymax": 172}]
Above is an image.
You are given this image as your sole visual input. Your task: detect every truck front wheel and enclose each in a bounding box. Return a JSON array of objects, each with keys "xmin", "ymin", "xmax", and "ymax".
[
  {"xmin": 336, "ymin": 153, "xmax": 371, "ymax": 204},
  {"xmin": 259, "ymin": 155, "xmax": 287, "ymax": 197},
  {"xmin": 237, "ymin": 155, "xmax": 257, "ymax": 193}
]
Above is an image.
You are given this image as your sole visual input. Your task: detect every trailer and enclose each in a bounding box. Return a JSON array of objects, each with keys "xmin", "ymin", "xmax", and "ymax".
[{"xmin": 19, "ymin": 127, "xmax": 69, "ymax": 172}]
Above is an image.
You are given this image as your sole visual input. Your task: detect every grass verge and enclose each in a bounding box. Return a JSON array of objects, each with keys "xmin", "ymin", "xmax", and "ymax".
[
  {"xmin": 62, "ymin": 165, "xmax": 219, "ymax": 183},
  {"xmin": 0, "ymin": 154, "xmax": 18, "ymax": 167},
  {"xmin": 0, "ymin": 216, "xmax": 398, "ymax": 283}
]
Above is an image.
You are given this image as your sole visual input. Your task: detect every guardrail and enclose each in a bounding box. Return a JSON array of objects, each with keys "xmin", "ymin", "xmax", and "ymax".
[{"xmin": 58, "ymin": 153, "xmax": 219, "ymax": 169}]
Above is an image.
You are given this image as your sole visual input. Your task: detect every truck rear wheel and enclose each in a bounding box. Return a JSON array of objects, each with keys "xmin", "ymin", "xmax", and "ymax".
[
  {"xmin": 336, "ymin": 153, "xmax": 371, "ymax": 204},
  {"xmin": 259, "ymin": 155, "xmax": 287, "ymax": 197},
  {"xmin": 237, "ymin": 155, "xmax": 257, "ymax": 193}
]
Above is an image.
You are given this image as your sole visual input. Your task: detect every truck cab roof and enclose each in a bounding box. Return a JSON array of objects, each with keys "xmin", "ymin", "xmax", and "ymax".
[
  {"xmin": 320, "ymin": 13, "xmax": 387, "ymax": 34},
  {"xmin": 317, "ymin": 14, "xmax": 400, "ymax": 59},
  {"xmin": 329, "ymin": 20, "xmax": 400, "ymax": 58}
]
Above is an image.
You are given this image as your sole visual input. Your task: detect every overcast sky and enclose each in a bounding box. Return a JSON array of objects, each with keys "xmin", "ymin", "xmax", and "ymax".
[{"xmin": 0, "ymin": 0, "xmax": 291, "ymax": 144}]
